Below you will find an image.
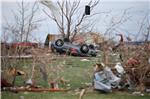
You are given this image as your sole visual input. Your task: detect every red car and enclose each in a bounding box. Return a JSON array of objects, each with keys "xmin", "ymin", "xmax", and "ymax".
[{"xmin": 11, "ymin": 42, "xmax": 38, "ymax": 48}]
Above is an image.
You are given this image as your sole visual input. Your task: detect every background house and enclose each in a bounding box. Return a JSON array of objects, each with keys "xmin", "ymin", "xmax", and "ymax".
[
  {"xmin": 73, "ymin": 32, "xmax": 105, "ymax": 45},
  {"xmin": 44, "ymin": 34, "xmax": 62, "ymax": 47}
]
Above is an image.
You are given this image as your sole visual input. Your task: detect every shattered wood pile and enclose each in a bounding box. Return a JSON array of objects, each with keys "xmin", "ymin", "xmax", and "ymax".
[
  {"xmin": 101, "ymin": 39, "xmax": 150, "ymax": 92},
  {"xmin": 123, "ymin": 42, "xmax": 150, "ymax": 91}
]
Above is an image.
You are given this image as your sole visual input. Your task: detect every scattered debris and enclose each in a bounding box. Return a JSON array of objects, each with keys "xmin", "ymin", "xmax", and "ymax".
[
  {"xmin": 60, "ymin": 77, "xmax": 70, "ymax": 85},
  {"xmin": 84, "ymin": 82, "xmax": 92, "ymax": 87},
  {"xmin": 126, "ymin": 57, "xmax": 140, "ymax": 66},
  {"xmin": 19, "ymin": 96, "xmax": 24, "ymax": 99},
  {"xmin": 3, "ymin": 87, "xmax": 69, "ymax": 92},
  {"xmin": 1, "ymin": 79, "xmax": 13, "ymax": 89},
  {"xmin": 25, "ymin": 79, "xmax": 35, "ymax": 86},
  {"xmin": 49, "ymin": 82, "xmax": 59, "ymax": 89},
  {"xmin": 7, "ymin": 68, "xmax": 25, "ymax": 76},
  {"xmin": 93, "ymin": 63, "xmax": 132, "ymax": 92},
  {"xmin": 132, "ymin": 91, "xmax": 144, "ymax": 96},
  {"xmin": 93, "ymin": 63, "xmax": 112, "ymax": 92},
  {"xmin": 1, "ymin": 39, "xmax": 149, "ymax": 95},
  {"xmin": 23, "ymin": 92, "xmax": 29, "ymax": 95},
  {"xmin": 79, "ymin": 89, "xmax": 86, "ymax": 99},
  {"xmin": 80, "ymin": 59, "xmax": 90, "ymax": 62},
  {"xmin": 114, "ymin": 62, "xmax": 125, "ymax": 75},
  {"xmin": 146, "ymin": 88, "xmax": 150, "ymax": 93}
]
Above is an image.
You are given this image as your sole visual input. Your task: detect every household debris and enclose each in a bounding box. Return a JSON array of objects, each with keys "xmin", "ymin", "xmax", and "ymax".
[
  {"xmin": 93, "ymin": 63, "xmax": 131, "ymax": 93},
  {"xmin": 19, "ymin": 96, "xmax": 24, "ymax": 99},
  {"xmin": 1, "ymin": 78, "xmax": 13, "ymax": 89},
  {"xmin": 80, "ymin": 59, "xmax": 90, "ymax": 62},
  {"xmin": 49, "ymin": 81, "xmax": 59, "ymax": 89},
  {"xmin": 7, "ymin": 68, "xmax": 25, "ymax": 76},
  {"xmin": 126, "ymin": 57, "xmax": 140, "ymax": 66},
  {"xmin": 2, "ymin": 86, "xmax": 69, "ymax": 92},
  {"xmin": 132, "ymin": 91, "xmax": 144, "ymax": 96},
  {"xmin": 114, "ymin": 62, "xmax": 125, "ymax": 75},
  {"xmin": 1, "ymin": 40, "xmax": 149, "ymax": 95},
  {"xmin": 2, "ymin": 77, "xmax": 69, "ymax": 93},
  {"xmin": 146, "ymin": 88, "xmax": 150, "ymax": 93},
  {"xmin": 25, "ymin": 79, "xmax": 36, "ymax": 87},
  {"xmin": 60, "ymin": 77, "xmax": 70, "ymax": 85},
  {"xmin": 79, "ymin": 89, "xmax": 86, "ymax": 99}
]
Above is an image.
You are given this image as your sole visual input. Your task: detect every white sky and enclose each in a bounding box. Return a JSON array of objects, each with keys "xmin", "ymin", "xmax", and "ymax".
[
  {"xmin": 0, "ymin": 0, "xmax": 149, "ymax": 2},
  {"xmin": 0, "ymin": 0, "xmax": 150, "ymax": 42}
]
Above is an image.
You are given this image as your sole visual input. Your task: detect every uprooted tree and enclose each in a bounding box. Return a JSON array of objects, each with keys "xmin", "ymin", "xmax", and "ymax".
[{"xmin": 40, "ymin": 0, "xmax": 99, "ymax": 41}]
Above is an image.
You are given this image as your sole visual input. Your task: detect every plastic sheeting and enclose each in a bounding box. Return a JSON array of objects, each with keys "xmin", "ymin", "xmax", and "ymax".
[
  {"xmin": 93, "ymin": 66, "xmax": 121, "ymax": 92},
  {"xmin": 115, "ymin": 62, "xmax": 125, "ymax": 74}
]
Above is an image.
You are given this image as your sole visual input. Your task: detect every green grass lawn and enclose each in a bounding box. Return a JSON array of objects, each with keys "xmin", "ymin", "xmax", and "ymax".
[
  {"xmin": 1, "ymin": 56, "xmax": 150, "ymax": 99},
  {"xmin": 2, "ymin": 90, "xmax": 150, "ymax": 99}
]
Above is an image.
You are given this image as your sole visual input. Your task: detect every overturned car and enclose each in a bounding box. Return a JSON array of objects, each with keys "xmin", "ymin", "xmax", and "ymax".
[{"xmin": 51, "ymin": 39, "xmax": 97, "ymax": 57}]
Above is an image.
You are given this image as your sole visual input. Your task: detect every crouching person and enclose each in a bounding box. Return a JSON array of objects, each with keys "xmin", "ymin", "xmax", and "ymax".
[{"xmin": 93, "ymin": 63, "xmax": 112, "ymax": 93}]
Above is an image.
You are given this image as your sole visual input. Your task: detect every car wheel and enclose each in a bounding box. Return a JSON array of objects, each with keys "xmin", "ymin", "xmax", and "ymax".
[
  {"xmin": 55, "ymin": 39, "xmax": 64, "ymax": 47},
  {"xmin": 80, "ymin": 44, "xmax": 89, "ymax": 54},
  {"xmin": 89, "ymin": 44, "xmax": 94, "ymax": 49}
]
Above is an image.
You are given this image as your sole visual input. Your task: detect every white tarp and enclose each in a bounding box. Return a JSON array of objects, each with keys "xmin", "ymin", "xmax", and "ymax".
[{"xmin": 93, "ymin": 65, "xmax": 122, "ymax": 92}]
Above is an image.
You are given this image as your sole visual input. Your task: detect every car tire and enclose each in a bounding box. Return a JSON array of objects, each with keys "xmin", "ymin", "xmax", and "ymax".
[
  {"xmin": 89, "ymin": 44, "xmax": 94, "ymax": 49},
  {"xmin": 80, "ymin": 44, "xmax": 89, "ymax": 54},
  {"xmin": 55, "ymin": 39, "xmax": 64, "ymax": 47}
]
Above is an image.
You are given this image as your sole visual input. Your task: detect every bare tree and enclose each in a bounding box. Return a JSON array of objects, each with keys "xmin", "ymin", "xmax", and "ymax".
[
  {"xmin": 1, "ymin": 0, "xmax": 44, "ymax": 86},
  {"xmin": 3, "ymin": 0, "xmax": 43, "ymax": 42},
  {"xmin": 41, "ymin": 0, "xmax": 99, "ymax": 41},
  {"xmin": 139, "ymin": 14, "xmax": 150, "ymax": 42},
  {"xmin": 103, "ymin": 8, "xmax": 132, "ymax": 40}
]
